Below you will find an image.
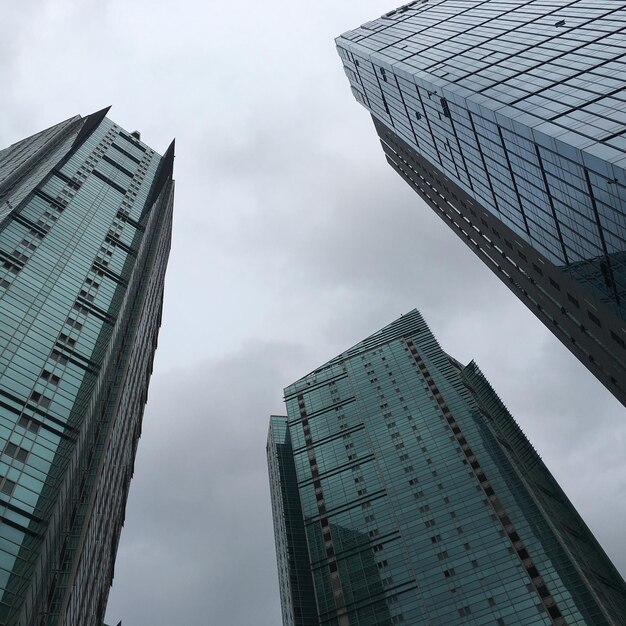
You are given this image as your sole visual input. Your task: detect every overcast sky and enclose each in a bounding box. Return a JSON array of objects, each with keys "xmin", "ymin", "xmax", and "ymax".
[{"xmin": 1, "ymin": 1, "xmax": 625, "ymax": 625}]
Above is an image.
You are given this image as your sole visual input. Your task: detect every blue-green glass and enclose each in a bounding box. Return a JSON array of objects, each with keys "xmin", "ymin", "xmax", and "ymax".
[
  {"xmin": 0, "ymin": 111, "xmax": 174, "ymax": 625},
  {"xmin": 336, "ymin": 0, "xmax": 626, "ymax": 407},
  {"xmin": 268, "ymin": 310, "xmax": 626, "ymax": 625}
]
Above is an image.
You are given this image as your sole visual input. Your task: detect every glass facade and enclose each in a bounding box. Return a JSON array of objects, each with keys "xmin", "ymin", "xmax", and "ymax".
[
  {"xmin": 268, "ymin": 416, "xmax": 319, "ymax": 626},
  {"xmin": 0, "ymin": 109, "xmax": 174, "ymax": 625},
  {"xmin": 268, "ymin": 310, "xmax": 626, "ymax": 625},
  {"xmin": 336, "ymin": 0, "xmax": 626, "ymax": 406}
]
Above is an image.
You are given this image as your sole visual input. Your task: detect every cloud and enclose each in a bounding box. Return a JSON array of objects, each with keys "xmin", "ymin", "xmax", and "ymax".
[{"xmin": 106, "ymin": 341, "xmax": 308, "ymax": 626}]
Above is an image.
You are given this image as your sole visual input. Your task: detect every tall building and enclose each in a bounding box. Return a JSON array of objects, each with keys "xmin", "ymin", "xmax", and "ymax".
[
  {"xmin": 0, "ymin": 109, "xmax": 174, "ymax": 625},
  {"xmin": 336, "ymin": 1, "xmax": 626, "ymax": 407},
  {"xmin": 268, "ymin": 310, "xmax": 626, "ymax": 625}
]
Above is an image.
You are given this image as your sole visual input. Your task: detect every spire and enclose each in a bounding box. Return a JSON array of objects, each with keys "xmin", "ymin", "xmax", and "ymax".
[{"xmin": 72, "ymin": 106, "xmax": 112, "ymax": 149}]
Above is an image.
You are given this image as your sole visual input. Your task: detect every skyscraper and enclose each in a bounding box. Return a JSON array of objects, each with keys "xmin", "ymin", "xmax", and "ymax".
[
  {"xmin": 0, "ymin": 108, "xmax": 174, "ymax": 625},
  {"xmin": 268, "ymin": 310, "xmax": 626, "ymax": 625},
  {"xmin": 336, "ymin": 1, "xmax": 626, "ymax": 407}
]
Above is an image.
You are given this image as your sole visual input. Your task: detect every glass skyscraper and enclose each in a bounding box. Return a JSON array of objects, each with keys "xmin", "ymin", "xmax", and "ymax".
[
  {"xmin": 336, "ymin": 1, "xmax": 626, "ymax": 407},
  {"xmin": 0, "ymin": 108, "xmax": 174, "ymax": 625},
  {"xmin": 267, "ymin": 310, "xmax": 626, "ymax": 625}
]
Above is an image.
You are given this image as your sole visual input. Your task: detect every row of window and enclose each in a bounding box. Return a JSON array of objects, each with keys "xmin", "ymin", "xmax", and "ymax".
[
  {"xmin": 383, "ymin": 125, "xmax": 626, "ymax": 394},
  {"xmin": 406, "ymin": 337, "xmax": 565, "ymax": 621}
]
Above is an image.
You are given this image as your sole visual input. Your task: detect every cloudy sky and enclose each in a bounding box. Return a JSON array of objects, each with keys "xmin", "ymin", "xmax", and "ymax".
[{"xmin": 1, "ymin": 1, "xmax": 625, "ymax": 624}]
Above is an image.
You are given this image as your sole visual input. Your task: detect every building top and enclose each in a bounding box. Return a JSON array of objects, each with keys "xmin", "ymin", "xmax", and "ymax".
[
  {"xmin": 284, "ymin": 310, "xmax": 426, "ymax": 397},
  {"xmin": 337, "ymin": 0, "xmax": 626, "ymax": 168},
  {"xmin": 0, "ymin": 109, "xmax": 175, "ymax": 624},
  {"xmin": 271, "ymin": 309, "xmax": 626, "ymax": 624}
]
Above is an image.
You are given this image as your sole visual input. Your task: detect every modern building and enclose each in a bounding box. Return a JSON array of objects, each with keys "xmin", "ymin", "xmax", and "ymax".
[
  {"xmin": 336, "ymin": 1, "xmax": 626, "ymax": 407},
  {"xmin": 0, "ymin": 109, "xmax": 174, "ymax": 625},
  {"xmin": 268, "ymin": 310, "xmax": 626, "ymax": 625}
]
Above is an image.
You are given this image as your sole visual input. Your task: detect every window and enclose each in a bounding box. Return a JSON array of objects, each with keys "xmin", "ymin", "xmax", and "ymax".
[
  {"xmin": 443, "ymin": 567, "xmax": 455, "ymax": 577},
  {"xmin": 0, "ymin": 477, "xmax": 16, "ymax": 496},
  {"xmin": 18, "ymin": 415, "xmax": 40, "ymax": 434},
  {"xmin": 4, "ymin": 442, "xmax": 29, "ymax": 463},
  {"xmin": 588, "ymin": 311, "xmax": 601, "ymax": 327},
  {"xmin": 66, "ymin": 317, "xmax": 83, "ymax": 331},
  {"xmin": 40, "ymin": 370, "xmax": 61, "ymax": 385},
  {"xmin": 458, "ymin": 606, "xmax": 471, "ymax": 617},
  {"xmin": 58, "ymin": 333, "xmax": 76, "ymax": 348},
  {"xmin": 440, "ymin": 97, "xmax": 451, "ymax": 118},
  {"xmin": 51, "ymin": 350, "xmax": 69, "ymax": 366},
  {"xmin": 30, "ymin": 391, "xmax": 52, "ymax": 409},
  {"xmin": 567, "ymin": 293, "xmax": 579, "ymax": 307},
  {"xmin": 610, "ymin": 331, "xmax": 625, "ymax": 348}
]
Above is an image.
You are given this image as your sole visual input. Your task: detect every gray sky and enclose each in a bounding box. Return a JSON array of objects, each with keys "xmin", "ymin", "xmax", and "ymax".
[{"xmin": 1, "ymin": 2, "xmax": 625, "ymax": 624}]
